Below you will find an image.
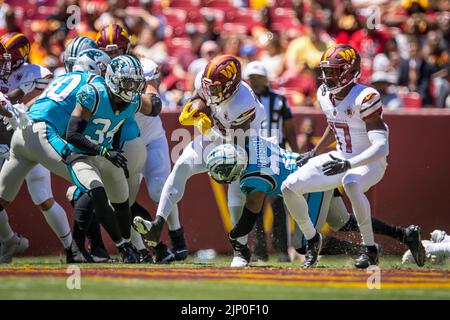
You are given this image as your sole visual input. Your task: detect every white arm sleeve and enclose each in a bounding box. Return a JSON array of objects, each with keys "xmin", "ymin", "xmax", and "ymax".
[{"xmin": 348, "ymin": 130, "xmax": 389, "ymax": 168}]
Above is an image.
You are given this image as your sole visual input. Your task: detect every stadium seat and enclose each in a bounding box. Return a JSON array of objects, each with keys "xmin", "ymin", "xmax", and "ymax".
[
  {"xmin": 169, "ymin": 0, "xmax": 200, "ymax": 10},
  {"xmin": 162, "ymin": 8, "xmax": 187, "ymax": 37},
  {"xmin": 276, "ymin": 0, "xmax": 296, "ymax": 8},
  {"xmin": 402, "ymin": 92, "xmax": 423, "ymax": 109},
  {"xmin": 202, "ymin": 0, "xmax": 235, "ymax": 10}
]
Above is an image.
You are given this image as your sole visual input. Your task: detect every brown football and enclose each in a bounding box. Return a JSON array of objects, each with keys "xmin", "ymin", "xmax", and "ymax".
[{"xmin": 189, "ymin": 98, "xmax": 211, "ymax": 117}]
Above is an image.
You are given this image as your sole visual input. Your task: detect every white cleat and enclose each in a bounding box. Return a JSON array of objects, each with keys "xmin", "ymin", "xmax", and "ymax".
[
  {"xmin": 430, "ymin": 230, "xmax": 447, "ymax": 243},
  {"xmin": 0, "ymin": 233, "xmax": 29, "ymax": 263},
  {"xmin": 230, "ymin": 256, "xmax": 249, "ymax": 268}
]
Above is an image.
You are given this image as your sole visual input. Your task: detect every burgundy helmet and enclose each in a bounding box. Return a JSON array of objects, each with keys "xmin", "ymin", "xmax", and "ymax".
[
  {"xmin": 0, "ymin": 32, "xmax": 30, "ymax": 72},
  {"xmin": 201, "ymin": 55, "xmax": 242, "ymax": 105},
  {"xmin": 318, "ymin": 44, "xmax": 361, "ymax": 94},
  {"xmin": 0, "ymin": 42, "xmax": 12, "ymax": 78},
  {"xmin": 96, "ymin": 24, "xmax": 130, "ymax": 57}
]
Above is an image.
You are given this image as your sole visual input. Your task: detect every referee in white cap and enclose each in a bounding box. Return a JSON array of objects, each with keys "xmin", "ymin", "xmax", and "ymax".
[{"xmin": 244, "ymin": 61, "xmax": 300, "ymax": 263}]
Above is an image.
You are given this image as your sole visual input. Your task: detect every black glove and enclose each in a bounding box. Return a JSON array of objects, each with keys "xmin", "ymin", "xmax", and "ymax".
[
  {"xmin": 296, "ymin": 149, "xmax": 316, "ymax": 167},
  {"xmin": 322, "ymin": 154, "xmax": 351, "ymax": 176},
  {"xmin": 228, "ymin": 233, "xmax": 247, "ymax": 252},
  {"xmin": 103, "ymin": 148, "xmax": 129, "ymax": 175}
]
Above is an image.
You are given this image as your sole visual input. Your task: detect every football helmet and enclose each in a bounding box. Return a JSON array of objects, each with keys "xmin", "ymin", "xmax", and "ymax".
[
  {"xmin": 201, "ymin": 55, "xmax": 241, "ymax": 106},
  {"xmin": 105, "ymin": 55, "xmax": 145, "ymax": 103},
  {"xmin": 206, "ymin": 144, "xmax": 248, "ymax": 184},
  {"xmin": 96, "ymin": 24, "xmax": 130, "ymax": 58},
  {"xmin": 73, "ymin": 48, "xmax": 111, "ymax": 76},
  {"xmin": 0, "ymin": 42, "xmax": 11, "ymax": 78},
  {"xmin": 0, "ymin": 33, "xmax": 28, "ymax": 73},
  {"xmin": 318, "ymin": 44, "xmax": 361, "ymax": 95},
  {"xmin": 63, "ymin": 36, "xmax": 97, "ymax": 72}
]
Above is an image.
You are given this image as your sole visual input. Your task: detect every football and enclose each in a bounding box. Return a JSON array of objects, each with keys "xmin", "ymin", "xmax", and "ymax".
[{"xmin": 189, "ymin": 98, "xmax": 211, "ymax": 117}]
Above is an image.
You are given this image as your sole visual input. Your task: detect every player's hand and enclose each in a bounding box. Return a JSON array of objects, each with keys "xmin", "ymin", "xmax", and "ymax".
[
  {"xmin": 179, "ymin": 101, "xmax": 200, "ymax": 126},
  {"xmin": 103, "ymin": 148, "xmax": 128, "ymax": 172},
  {"xmin": 322, "ymin": 154, "xmax": 350, "ymax": 176},
  {"xmin": 296, "ymin": 149, "xmax": 315, "ymax": 167},
  {"xmin": 1, "ymin": 103, "xmax": 31, "ymax": 131},
  {"xmin": 195, "ymin": 114, "xmax": 212, "ymax": 135},
  {"xmin": 0, "ymin": 92, "xmax": 12, "ymax": 118}
]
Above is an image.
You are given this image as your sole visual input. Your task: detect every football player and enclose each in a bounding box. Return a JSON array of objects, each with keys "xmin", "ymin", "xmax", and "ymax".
[
  {"xmin": 403, "ymin": 230, "xmax": 450, "ymax": 265},
  {"xmin": 65, "ymin": 55, "xmax": 161, "ymax": 263},
  {"xmin": 63, "ymin": 36, "xmax": 98, "ymax": 73},
  {"xmin": 133, "ymin": 54, "xmax": 266, "ymax": 267},
  {"xmin": 0, "ymin": 48, "xmax": 111, "ymax": 263},
  {"xmin": 280, "ymin": 44, "xmax": 396, "ymax": 268},
  {"xmin": 0, "ymin": 33, "xmax": 72, "ymax": 263},
  {"xmin": 206, "ymin": 140, "xmax": 426, "ymax": 267},
  {"xmin": 95, "ymin": 24, "xmax": 189, "ymax": 260}
]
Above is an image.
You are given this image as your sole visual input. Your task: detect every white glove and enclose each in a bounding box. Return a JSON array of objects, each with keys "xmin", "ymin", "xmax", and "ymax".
[{"xmin": 2, "ymin": 103, "xmax": 31, "ymax": 131}]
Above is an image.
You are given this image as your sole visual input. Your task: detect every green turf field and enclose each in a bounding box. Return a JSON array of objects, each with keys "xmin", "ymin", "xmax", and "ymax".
[{"xmin": 0, "ymin": 255, "xmax": 449, "ymax": 300}]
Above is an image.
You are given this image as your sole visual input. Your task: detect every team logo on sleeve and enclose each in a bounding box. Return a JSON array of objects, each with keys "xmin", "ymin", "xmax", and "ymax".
[{"xmin": 362, "ymin": 92, "xmax": 377, "ymax": 104}]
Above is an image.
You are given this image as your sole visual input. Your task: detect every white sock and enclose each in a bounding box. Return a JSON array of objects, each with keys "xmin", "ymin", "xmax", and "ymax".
[
  {"xmin": 166, "ymin": 206, "xmax": 181, "ymax": 231},
  {"xmin": 344, "ymin": 182, "xmax": 375, "ymax": 246},
  {"xmin": 426, "ymin": 242, "xmax": 450, "ymax": 256},
  {"xmin": 42, "ymin": 203, "xmax": 72, "ymax": 249},
  {"xmin": 0, "ymin": 209, "xmax": 14, "ymax": 242},
  {"xmin": 229, "ymin": 205, "xmax": 248, "ymax": 245},
  {"xmin": 281, "ymin": 188, "xmax": 317, "ymax": 240},
  {"xmin": 130, "ymin": 228, "xmax": 146, "ymax": 251}
]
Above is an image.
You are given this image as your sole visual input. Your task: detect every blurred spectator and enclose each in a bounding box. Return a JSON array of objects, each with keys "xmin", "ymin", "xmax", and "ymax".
[
  {"xmin": 431, "ymin": 63, "xmax": 450, "ymax": 108},
  {"xmin": 334, "ymin": 0, "xmax": 361, "ymax": 44},
  {"xmin": 284, "ymin": 18, "xmax": 333, "ymax": 76},
  {"xmin": 0, "ymin": 5, "xmax": 21, "ymax": 35},
  {"xmin": 176, "ymin": 24, "xmax": 204, "ymax": 72},
  {"xmin": 133, "ymin": 26, "xmax": 168, "ymax": 65},
  {"xmin": 222, "ymin": 32, "xmax": 242, "ymax": 56},
  {"xmin": 371, "ymin": 71, "xmax": 403, "ymax": 110},
  {"xmin": 203, "ymin": 14, "xmax": 222, "ymax": 45},
  {"xmin": 297, "ymin": 117, "xmax": 315, "ymax": 153},
  {"xmin": 373, "ymin": 38, "xmax": 402, "ymax": 84},
  {"xmin": 187, "ymin": 40, "xmax": 221, "ymax": 90},
  {"xmin": 259, "ymin": 32, "xmax": 284, "ymax": 82},
  {"xmin": 399, "ymin": 37, "xmax": 434, "ymax": 106}
]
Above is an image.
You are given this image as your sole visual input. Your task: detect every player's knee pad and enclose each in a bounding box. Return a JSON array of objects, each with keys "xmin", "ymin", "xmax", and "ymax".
[
  {"xmin": 147, "ymin": 177, "xmax": 165, "ymax": 203},
  {"xmin": 26, "ymin": 170, "xmax": 53, "ymax": 205},
  {"xmin": 342, "ymin": 180, "xmax": 361, "ymax": 196}
]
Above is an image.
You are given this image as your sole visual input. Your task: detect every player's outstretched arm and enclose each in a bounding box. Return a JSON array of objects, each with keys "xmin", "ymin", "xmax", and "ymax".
[
  {"xmin": 140, "ymin": 92, "xmax": 162, "ymax": 117},
  {"xmin": 66, "ymin": 104, "xmax": 101, "ymax": 156}
]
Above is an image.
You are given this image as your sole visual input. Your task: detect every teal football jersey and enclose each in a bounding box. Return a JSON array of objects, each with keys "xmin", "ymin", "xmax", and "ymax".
[
  {"xmin": 240, "ymin": 136, "xmax": 299, "ymax": 197},
  {"xmin": 69, "ymin": 81, "xmax": 141, "ymax": 153},
  {"xmin": 120, "ymin": 115, "xmax": 141, "ymax": 145},
  {"xmin": 28, "ymin": 71, "xmax": 103, "ymax": 136}
]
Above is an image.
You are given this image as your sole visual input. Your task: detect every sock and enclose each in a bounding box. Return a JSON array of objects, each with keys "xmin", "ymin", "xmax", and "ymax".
[
  {"xmin": 112, "ymin": 200, "xmax": 132, "ymax": 240},
  {"xmin": 344, "ymin": 182, "xmax": 375, "ymax": 246},
  {"xmin": 131, "ymin": 202, "xmax": 153, "ymax": 220},
  {"xmin": 90, "ymin": 187, "xmax": 122, "ymax": 243},
  {"xmin": 371, "ymin": 217, "xmax": 404, "ymax": 242},
  {"xmin": 229, "ymin": 205, "xmax": 248, "ymax": 245},
  {"xmin": 87, "ymin": 215, "xmax": 106, "ymax": 249},
  {"xmin": 166, "ymin": 206, "xmax": 181, "ymax": 231},
  {"xmin": 281, "ymin": 187, "xmax": 316, "ymax": 240},
  {"xmin": 130, "ymin": 228, "xmax": 146, "ymax": 251},
  {"xmin": 42, "ymin": 203, "xmax": 72, "ymax": 248},
  {"xmin": 0, "ymin": 209, "xmax": 14, "ymax": 242},
  {"xmin": 230, "ymin": 206, "xmax": 259, "ymax": 239}
]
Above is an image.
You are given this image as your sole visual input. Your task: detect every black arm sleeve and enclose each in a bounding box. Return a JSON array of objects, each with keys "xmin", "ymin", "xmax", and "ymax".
[
  {"xmin": 66, "ymin": 116, "xmax": 102, "ymax": 156},
  {"xmin": 112, "ymin": 124, "xmax": 123, "ymax": 150},
  {"xmin": 148, "ymin": 93, "xmax": 162, "ymax": 116}
]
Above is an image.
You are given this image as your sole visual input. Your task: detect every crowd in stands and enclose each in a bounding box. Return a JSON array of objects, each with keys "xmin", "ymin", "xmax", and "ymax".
[{"xmin": 0, "ymin": 0, "xmax": 449, "ymax": 109}]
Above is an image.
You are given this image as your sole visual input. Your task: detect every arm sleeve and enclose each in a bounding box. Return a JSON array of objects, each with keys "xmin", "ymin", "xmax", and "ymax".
[
  {"xmin": 66, "ymin": 116, "xmax": 103, "ymax": 156},
  {"xmin": 348, "ymin": 130, "xmax": 389, "ymax": 168}
]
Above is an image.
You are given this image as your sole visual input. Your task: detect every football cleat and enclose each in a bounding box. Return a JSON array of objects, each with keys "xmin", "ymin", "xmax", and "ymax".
[
  {"xmin": 66, "ymin": 241, "xmax": 93, "ymax": 263},
  {"xmin": 169, "ymin": 227, "xmax": 189, "ymax": 261},
  {"xmin": 403, "ymin": 225, "xmax": 426, "ymax": 267},
  {"xmin": 303, "ymin": 232, "xmax": 324, "ymax": 269},
  {"xmin": 133, "ymin": 216, "xmax": 163, "ymax": 247},
  {"xmin": 89, "ymin": 245, "xmax": 112, "ymax": 263},
  {"xmin": 117, "ymin": 242, "xmax": 138, "ymax": 264},
  {"xmin": 137, "ymin": 248, "xmax": 154, "ymax": 264},
  {"xmin": 0, "ymin": 233, "xmax": 29, "ymax": 263},
  {"xmin": 230, "ymin": 240, "xmax": 251, "ymax": 268},
  {"xmin": 354, "ymin": 244, "xmax": 380, "ymax": 269},
  {"xmin": 154, "ymin": 242, "xmax": 175, "ymax": 264},
  {"xmin": 430, "ymin": 229, "xmax": 447, "ymax": 243}
]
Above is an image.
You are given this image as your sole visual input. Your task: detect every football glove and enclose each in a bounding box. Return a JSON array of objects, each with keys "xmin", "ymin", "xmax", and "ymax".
[
  {"xmin": 296, "ymin": 149, "xmax": 315, "ymax": 167},
  {"xmin": 322, "ymin": 154, "xmax": 351, "ymax": 176},
  {"xmin": 1, "ymin": 103, "xmax": 31, "ymax": 131},
  {"xmin": 100, "ymin": 147, "xmax": 129, "ymax": 177},
  {"xmin": 179, "ymin": 101, "xmax": 200, "ymax": 126}
]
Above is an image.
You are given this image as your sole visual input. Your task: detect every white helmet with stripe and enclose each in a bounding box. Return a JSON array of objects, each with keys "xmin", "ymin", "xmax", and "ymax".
[
  {"xmin": 206, "ymin": 144, "xmax": 248, "ymax": 184},
  {"xmin": 105, "ymin": 54, "xmax": 145, "ymax": 103},
  {"xmin": 73, "ymin": 49, "xmax": 111, "ymax": 76},
  {"xmin": 63, "ymin": 36, "xmax": 97, "ymax": 72}
]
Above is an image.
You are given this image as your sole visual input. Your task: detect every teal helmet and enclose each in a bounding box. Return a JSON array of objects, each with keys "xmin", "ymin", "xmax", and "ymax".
[
  {"xmin": 105, "ymin": 55, "xmax": 145, "ymax": 103},
  {"xmin": 206, "ymin": 144, "xmax": 248, "ymax": 184},
  {"xmin": 63, "ymin": 36, "xmax": 97, "ymax": 72},
  {"xmin": 73, "ymin": 48, "xmax": 111, "ymax": 76}
]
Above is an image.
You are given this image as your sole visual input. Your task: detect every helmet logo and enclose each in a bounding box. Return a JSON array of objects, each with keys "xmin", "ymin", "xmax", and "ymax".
[
  {"xmin": 18, "ymin": 44, "xmax": 30, "ymax": 59},
  {"xmin": 338, "ymin": 48, "xmax": 356, "ymax": 63},
  {"xmin": 219, "ymin": 61, "xmax": 237, "ymax": 79}
]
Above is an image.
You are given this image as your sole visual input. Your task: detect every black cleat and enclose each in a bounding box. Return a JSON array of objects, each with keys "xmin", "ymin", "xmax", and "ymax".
[
  {"xmin": 138, "ymin": 249, "xmax": 154, "ymax": 263},
  {"xmin": 169, "ymin": 227, "xmax": 189, "ymax": 261},
  {"xmin": 403, "ymin": 225, "xmax": 426, "ymax": 267},
  {"xmin": 154, "ymin": 242, "xmax": 175, "ymax": 264},
  {"xmin": 89, "ymin": 246, "xmax": 112, "ymax": 263},
  {"xmin": 355, "ymin": 245, "xmax": 380, "ymax": 269},
  {"xmin": 133, "ymin": 216, "xmax": 164, "ymax": 247},
  {"xmin": 117, "ymin": 242, "xmax": 138, "ymax": 264},
  {"xmin": 303, "ymin": 233, "xmax": 324, "ymax": 269},
  {"xmin": 66, "ymin": 241, "xmax": 93, "ymax": 263}
]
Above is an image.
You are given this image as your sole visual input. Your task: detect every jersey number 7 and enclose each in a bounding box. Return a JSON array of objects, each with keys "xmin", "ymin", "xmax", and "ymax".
[{"xmin": 329, "ymin": 121, "xmax": 352, "ymax": 153}]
